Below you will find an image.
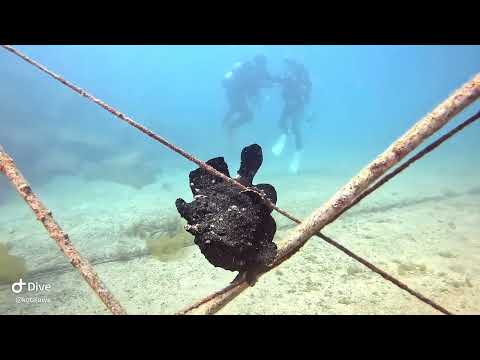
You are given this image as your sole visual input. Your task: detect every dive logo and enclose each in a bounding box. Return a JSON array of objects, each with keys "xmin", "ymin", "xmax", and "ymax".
[
  {"xmin": 11, "ymin": 278, "xmax": 52, "ymax": 304},
  {"xmin": 11, "ymin": 278, "xmax": 26, "ymax": 294}
]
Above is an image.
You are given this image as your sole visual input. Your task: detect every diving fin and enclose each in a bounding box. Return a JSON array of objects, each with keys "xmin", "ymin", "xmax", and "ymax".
[
  {"xmin": 272, "ymin": 133, "xmax": 287, "ymax": 156},
  {"xmin": 289, "ymin": 150, "xmax": 303, "ymax": 174}
]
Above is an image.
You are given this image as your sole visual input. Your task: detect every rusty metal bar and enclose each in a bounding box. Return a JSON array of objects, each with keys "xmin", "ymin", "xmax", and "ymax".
[
  {"xmin": 179, "ymin": 73, "xmax": 480, "ymax": 315},
  {"xmin": 3, "ymin": 44, "xmax": 478, "ymax": 315},
  {"xmin": 327, "ymin": 109, "xmax": 480, "ymax": 226},
  {"xmin": 0, "ymin": 144, "xmax": 127, "ymax": 315}
]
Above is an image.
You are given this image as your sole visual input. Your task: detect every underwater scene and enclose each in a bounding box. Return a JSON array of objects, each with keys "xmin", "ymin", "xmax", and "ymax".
[{"xmin": 0, "ymin": 45, "xmax": 479, "ymax": 315}]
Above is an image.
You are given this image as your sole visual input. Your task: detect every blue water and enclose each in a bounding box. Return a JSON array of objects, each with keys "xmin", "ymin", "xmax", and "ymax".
[
  {"xmin": 1, "ymin": 45, "xmax": 479, "ymax": 188},
  {"xmin": 0, "ymin": 45, "xmax": 479, "ymax": 314}
]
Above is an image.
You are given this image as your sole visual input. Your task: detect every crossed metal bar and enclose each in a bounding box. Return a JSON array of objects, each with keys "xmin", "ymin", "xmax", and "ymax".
[{"xmin": 1, "ymin": 45, "xmax": 479, "ymax": 315}]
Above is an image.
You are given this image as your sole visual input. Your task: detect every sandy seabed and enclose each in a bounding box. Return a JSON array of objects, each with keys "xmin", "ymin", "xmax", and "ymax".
[{"xmin": 0, "ymin": 166, "xmax": 479, "ymax": 315}]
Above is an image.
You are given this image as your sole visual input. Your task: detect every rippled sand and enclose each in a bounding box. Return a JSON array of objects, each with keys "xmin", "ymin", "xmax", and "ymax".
[{"xmin": 0, "ymin": 168, "xmax": 479, "ymax": 315}]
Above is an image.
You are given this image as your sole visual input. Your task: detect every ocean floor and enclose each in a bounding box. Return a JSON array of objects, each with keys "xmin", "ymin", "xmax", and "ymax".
[{"xmin": 0, "ymin": 166, "xmax": 479, "ymax": 315}]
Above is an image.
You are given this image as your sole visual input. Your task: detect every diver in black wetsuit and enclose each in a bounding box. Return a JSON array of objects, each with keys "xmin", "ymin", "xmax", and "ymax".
[
  {"xmin": 272, "ymin": 58, "xmax": 312, "ymax": 174},
  {"xmin": 222, "ymin": 54, "xmax": 276, "ymax": 141}
]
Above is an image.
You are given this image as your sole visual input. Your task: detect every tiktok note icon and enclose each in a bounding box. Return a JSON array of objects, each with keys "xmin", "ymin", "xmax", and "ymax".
[{"xmin": 11, "ymin": 278, "xmax": 26, "ymax": 294}]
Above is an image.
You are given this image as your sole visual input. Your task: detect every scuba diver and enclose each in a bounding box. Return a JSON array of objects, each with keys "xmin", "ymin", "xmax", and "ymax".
[
  {"xmin": 222, "ymin": 54, "xmax": 276, "ymax": 142},
  {"xmin": 271, "ymin": 58, "xmax": 312, "ymax": 174}
]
